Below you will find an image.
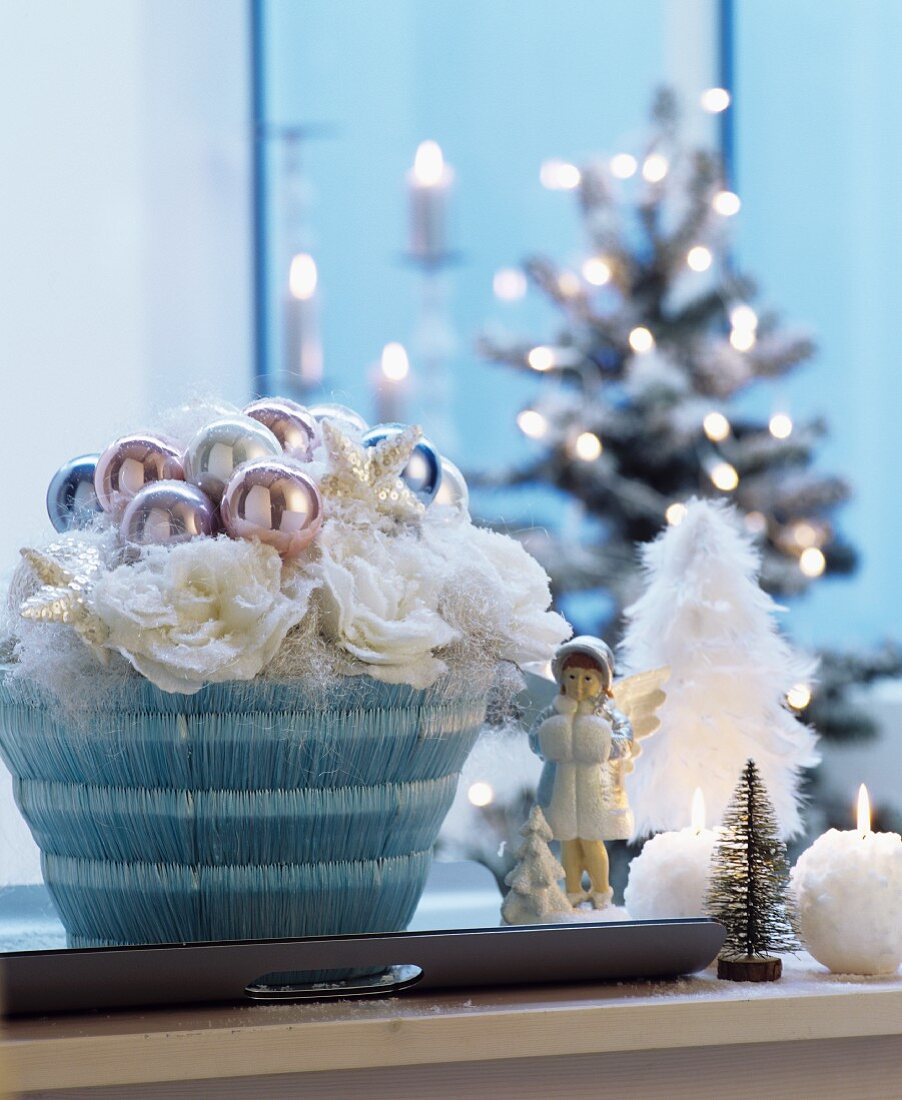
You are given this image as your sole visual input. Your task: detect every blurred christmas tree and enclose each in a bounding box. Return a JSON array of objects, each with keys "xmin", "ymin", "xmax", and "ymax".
[{"xmin": 462, "ymin": 88, "xmax": 901, "ymax": 862}]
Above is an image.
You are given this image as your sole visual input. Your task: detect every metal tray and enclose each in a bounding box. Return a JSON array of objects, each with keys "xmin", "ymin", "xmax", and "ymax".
[{"xmin": 2, "ymin": 917, "xmax": 724, "ymax": 1015}]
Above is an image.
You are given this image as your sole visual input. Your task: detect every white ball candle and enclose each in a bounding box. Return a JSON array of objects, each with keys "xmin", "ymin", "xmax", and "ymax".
[
  {"xmin": 791, "ymin": 785, "xmax": 902, "ymax": 975},
  {"xmin": 624, "ymin": 789, "xmax": 718, "ymax": 919}
]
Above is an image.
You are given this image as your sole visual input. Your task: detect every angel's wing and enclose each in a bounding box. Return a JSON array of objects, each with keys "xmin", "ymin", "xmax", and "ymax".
[{"xmin": 612, "ymin": 666, "xmax": 669, "ymax": 747}]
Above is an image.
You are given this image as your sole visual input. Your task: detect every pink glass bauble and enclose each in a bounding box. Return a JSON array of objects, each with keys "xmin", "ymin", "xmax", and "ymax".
[
  {"xmin": 220, "ymin": 459, "xmax": 323, "ymax": 558},
  {"xmin": 243, "ymin": 397, "xmax": 318, "ymax": 460},
  {"xmin": 120, "ymin": 480, "xmax": 217, "ymax": 547},
  {"xmin": 307, "ymin": 402, "xmax": 369, "ymax": 434},
  {"xmin": 183, "ymin": 415, "xmax": 282, "ymax": 504},
  {"xmin": 94, "ymin": 434, "xmax": 185, "ymax": 514}
]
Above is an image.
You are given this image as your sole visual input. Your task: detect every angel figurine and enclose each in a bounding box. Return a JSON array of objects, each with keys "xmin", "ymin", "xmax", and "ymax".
[{"xmin": 529, "ymin": 636, "xmax": 668, "ymax": 909}]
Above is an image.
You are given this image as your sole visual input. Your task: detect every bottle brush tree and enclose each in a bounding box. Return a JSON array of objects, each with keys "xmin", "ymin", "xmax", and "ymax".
[{"xmin": 706, "ymin": 759, "xmax": 798, "ymax": 981}]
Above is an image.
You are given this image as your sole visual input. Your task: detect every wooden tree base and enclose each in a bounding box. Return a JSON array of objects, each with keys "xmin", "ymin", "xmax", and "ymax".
[{"xmin": 717, "ymin": 955, "xmax": 782, "ymax": 982}]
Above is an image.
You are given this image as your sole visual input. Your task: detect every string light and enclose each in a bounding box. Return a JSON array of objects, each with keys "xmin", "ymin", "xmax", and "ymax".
[
  {"xmin": 687, "ymin": 245, "xmax": 713, "ymax": 272},
  {"xmin": 582, "ymin": 256, "xmax": 612, "ymax": 286},
  {"xmin": 610, "ymin": 153, "xmax": 638, "ymax": 179},
  {"xmin": 574, "ymin": 431, "xmax": 603, "ymax": 461},
  {"xmin": 730, "ymin": 327, "xmax": 756, "ymax": 352},
  {"xmin": 769, "ymin": 412, "xmax": 794, "ymax": 439},
  {"xmin": 288, "ymin": 254, "xmax": 318, "ymax": 300},
  {"xmin": 729, "ymin": 303, "xmax": 758, "ymax": 351},
  {"xmin": 703, "ymin": 411, "xmax": 731, "ymax": 442},
  {"xmin": 792, "ymin": 521, "xmax": 820, "ymax": 548},
  {"xmin": 786, "ymin": 683, "xmax": 812, "ymax": 710},
  {"xmin": 467, "ymin": 781, "xmax": 494, "ymax": 807},
  {"xmin": 493, "ymin": 267, "xmax": 527, "ymax": 301},
  {"xmin": 744, "ymin": 510, "xmax": 767, "ymax": 534},
  {"xmin": 517, "ymin": 409, "xmax": 548, "ymax": 439},
  {"xmin": 713, "ymin": 190, "xmax": 741, "ymax": 216},
  {"xmin": 557, "ymin": 271, "xmax": 582, "ymax": 297},
  {"xmin": 642, "ymin": 153, "xmax": 669, "ymax": 183},
  {"xmin": 628, "ymin": 326, "xmax": 655, "ymax": 353},
  {"xmin": 380, "ymin": 342, "xmax": 409, "ymax": 382},
  {"xmin": 666, "ymin": 502, "xmax": 687, "ymax": 526},
  {"xmin": 730, "ymin": 305, "xmax": 758, "ymax": 333},
  {"xmin": 540, "ymin": 159, "xmax": 581, "ymax": 190},
  {"xmin": 710, "ymin": 461, "xmax": 739, "ymax": 492},
  {"xmin": 799, "ymin": 546, "xmax": 826, "ymax": 577},
  {"xmin": 527, "ymin": 345, "xmax": 555, "ymax": 372},
  {"xmin": 700, "ymin": 87, "xmax": 731, "ymax": 113}
]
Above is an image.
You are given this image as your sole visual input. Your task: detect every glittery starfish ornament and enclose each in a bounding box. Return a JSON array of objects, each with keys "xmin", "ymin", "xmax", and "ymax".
[
  {"xmin": 319, "ymin": 420, "xmax": 426, "ymax": 520},
  {"xmin": 19, "ymin": 543, "xmax": 110, "ymax": 657}
]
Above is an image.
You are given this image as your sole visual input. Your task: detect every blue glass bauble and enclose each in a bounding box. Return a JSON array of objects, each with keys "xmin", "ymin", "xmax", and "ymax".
[
  {"xmin": 46, "ymin": 453, "xmax": 103, "ymax": 532},
  {"xmin": 362, "ymin": 424, "xmax": 443, "ymax": 503}
]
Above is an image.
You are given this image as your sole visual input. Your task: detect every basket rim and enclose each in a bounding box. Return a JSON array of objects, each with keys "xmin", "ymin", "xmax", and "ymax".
[{"xmin": 0, "ymin": 661, "xmax": 498, "ymax": 716}]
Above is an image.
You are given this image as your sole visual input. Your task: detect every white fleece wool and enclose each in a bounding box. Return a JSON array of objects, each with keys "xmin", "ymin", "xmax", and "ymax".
[{"xmin": 619, "ymin": 499, "xmax": 818, "ymax": 839}]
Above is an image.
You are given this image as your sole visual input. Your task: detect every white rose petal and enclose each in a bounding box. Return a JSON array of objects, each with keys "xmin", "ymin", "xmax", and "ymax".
[
  {"xmin": 313, "ymin": 521, "xmax": 458, "ymax": 689},
  {"xmin": 91, "ymin": 538, "xmax": 313, "ymax": 694},
  {"xmin": 422, "ymin": 521, "xmax": 570, "ymax": 667}
]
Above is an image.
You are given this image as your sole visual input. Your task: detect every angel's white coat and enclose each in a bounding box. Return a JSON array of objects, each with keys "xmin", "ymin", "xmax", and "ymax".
[{"xmin": 536, "ymin": 696, "xmax": 633, "ymax": 840}]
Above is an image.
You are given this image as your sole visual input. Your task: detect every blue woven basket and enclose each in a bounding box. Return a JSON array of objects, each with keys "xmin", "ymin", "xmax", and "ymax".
[{"xmin": 0, "ymin": 670, "xmax": 490, "ymax": 950}]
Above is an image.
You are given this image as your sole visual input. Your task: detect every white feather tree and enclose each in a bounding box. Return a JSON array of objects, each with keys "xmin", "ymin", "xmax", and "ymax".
[{"xmin": 619, "ymin": 499, "xmax": 819, "ymax": 839}]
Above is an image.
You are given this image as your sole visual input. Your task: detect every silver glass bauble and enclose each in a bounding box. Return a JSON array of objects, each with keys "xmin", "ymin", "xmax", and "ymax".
[
  {"xmin": 429, "ymin": 457, "xmax": 469, "ymax": 516},
  {"xmin": 120, "ymin": 481, "xmax": 217, "ymax": 547},
  {"xmin": 47, "ymin": 453, "xmax": 103, "ymax": 532},
  {"xmin": 307, "ymin": 402, "xmax": 369, "ymax": 434},
  {"xmin": 94, "ymin": 434, "xmax": 185, "ymax": 514},
  {"xmin": 183, "ymin": 416, "xmax": 282, "ymax": 504},
  {"xmin": 362, "ymin": 424, "xmax": 443, "ymax": 503},
  {"xmin": 243, "ymin": 397, "xmax": 318, "ymax": 461},
  {"xmin": 220, "ymin": 459, "xmax": 323, "ymax": 558}
]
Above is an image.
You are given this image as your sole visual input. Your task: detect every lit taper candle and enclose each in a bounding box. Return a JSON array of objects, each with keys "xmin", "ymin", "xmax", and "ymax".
[
  {"xmin": 284, "ymin": 252, "xmax": 323, "ymax": 388},
  {"xmin": 407, "ymin": 140, "xmax": 453, "ymax": 264}
]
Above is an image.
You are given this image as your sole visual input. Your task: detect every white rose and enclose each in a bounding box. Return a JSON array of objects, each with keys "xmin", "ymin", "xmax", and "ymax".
[
  {"xmin": 423, "ymin": 521, "xmax": 570, "ymax": 667},
  {"xmin": 91, "ymin": 538, "xmax": 313, "ymax": 694},
  {"xmin": 312, "ymin": 521, "xmax": 458, "ymax": 689}
]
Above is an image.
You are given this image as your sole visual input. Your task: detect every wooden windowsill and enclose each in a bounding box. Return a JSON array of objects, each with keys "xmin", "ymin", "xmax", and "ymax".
[{"xmin": 3, "ymin": 955, "xmax": 902, "ymax": 1094}]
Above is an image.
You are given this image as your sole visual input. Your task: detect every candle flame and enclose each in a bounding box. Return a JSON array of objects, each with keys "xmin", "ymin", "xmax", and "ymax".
[
  {"xmin": 413, "ymin": 140, "xmax": 445, "ymax": 186},
  {"xmin": 857, "ymin": 784, "xmax": 871, "ymax": 834},
  {"xmin": 691, "ymin": 787, "xmax": 706, "ymax": 833},
  {"xmin": 288, "ymin": 253, "xmax": 317, "ymax": 300},
  {"xmin": 380, "ymin": 342, "xmax": 409, "ymax": 382}
]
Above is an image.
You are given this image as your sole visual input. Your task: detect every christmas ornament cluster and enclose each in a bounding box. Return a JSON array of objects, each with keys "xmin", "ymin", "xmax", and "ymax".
[
  {"xmin": 5, "ymin": 397, "xmax": 569, "ymax": 698},
  {"xmin": 46, "ymin": 398, "xmax": 458, "ymax": 556}
]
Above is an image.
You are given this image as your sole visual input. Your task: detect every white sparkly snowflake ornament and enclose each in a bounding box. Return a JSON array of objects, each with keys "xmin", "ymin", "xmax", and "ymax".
[
  {"xmin": 319, "ymin": 420, "xmax": 426, "ymax": 520},
  {"xmin": 18, "ymin": 543, "xmax": 109, "ymax": 658}
]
